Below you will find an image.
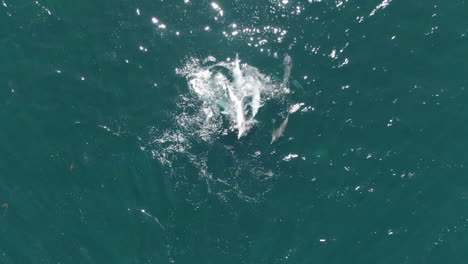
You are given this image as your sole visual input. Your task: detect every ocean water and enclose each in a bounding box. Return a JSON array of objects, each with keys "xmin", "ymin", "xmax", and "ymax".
[{"xmin": 1, "ymin": 0, "xmax": 468, "ymax": 263}]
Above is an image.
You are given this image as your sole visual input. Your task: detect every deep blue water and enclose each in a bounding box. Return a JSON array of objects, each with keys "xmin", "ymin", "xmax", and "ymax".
[{"xmin": 1, "ymin": 0, "xmax": 468, "ymax": 263}]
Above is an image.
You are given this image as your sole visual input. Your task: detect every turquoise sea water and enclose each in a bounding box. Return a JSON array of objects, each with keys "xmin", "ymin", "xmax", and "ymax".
[{"xmin": 2, "ymin": 0, "xmax": 468, "ymax": 263}]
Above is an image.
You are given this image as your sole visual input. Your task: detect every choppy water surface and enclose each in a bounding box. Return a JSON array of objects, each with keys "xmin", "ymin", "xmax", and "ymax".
[{"xmin": 1, "ymin": 0, "xmax": 468, "ymax": 263}]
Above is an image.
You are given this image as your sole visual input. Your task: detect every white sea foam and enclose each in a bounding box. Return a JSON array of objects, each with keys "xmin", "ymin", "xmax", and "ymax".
[
  {"xmin": 369, "ymin": 0, "xmax": 392, "ymax": 16},
  {"xmin": 176, "ymin": 54, "xmax": 285, "ymax": 139},
  {"xmin": 289, "ymin": 102, "xmax": 304, "ymax": 114},
  {"xmin": 143, "ymin": 54, "xmax": 296, "ymax": 204}
]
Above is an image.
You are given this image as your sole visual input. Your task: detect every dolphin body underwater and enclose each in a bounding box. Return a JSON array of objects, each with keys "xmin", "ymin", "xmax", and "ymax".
[
  {"xmin": 271, "ymin": 54, "xmax": 294, "ymax": 144},
  {"xmin": 282, "ymin": 54, "xmax": 293, "ymax": 91},
  {"xmin": 271, "ymin": 114, "xmax": 290, "ymax": 144},
  {"xmin": 222, "ymin": 54, "xmax": 263, "ymax": 139}
]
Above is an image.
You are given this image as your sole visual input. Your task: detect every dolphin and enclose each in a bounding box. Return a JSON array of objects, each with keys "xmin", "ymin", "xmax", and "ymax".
[
  {"xmin": 282, "ymin": 54, "xmax": 293, "ymax": 90},
  {"xmin": 229, "ymin": 54, "xmax": 248, "ymax": 139},
  {"xmin": 271, "ymin": 54, "xmax": 295, "ymax": 143},
  {"xmin": 271, "ymin": 103, "xmax": 304, "ymax": 144},
  {"xmin": 271, "ymin": 114, "xmax": 289, "ymax": 144}
]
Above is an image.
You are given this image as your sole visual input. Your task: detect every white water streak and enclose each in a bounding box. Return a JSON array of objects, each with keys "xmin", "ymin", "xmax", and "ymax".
[{"xmin": 369, "ymin": 0, "xmax": 392, "ymax": 16}]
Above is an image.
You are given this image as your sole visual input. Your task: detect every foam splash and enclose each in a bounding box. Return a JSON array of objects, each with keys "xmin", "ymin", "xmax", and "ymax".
[
  {"xmin": 176, "ymin": 54, "xmax": 285, "ymax": 139},
  {"xmin": 143, "ymin": 55, "xmax": 295, "ymax": 204}
]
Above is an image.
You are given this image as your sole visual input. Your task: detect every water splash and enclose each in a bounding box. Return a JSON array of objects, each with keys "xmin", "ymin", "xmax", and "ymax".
[
  {"xmin": 176, "ymin": 54, "xmax": 285, "ymax": 139},
  {"xmin": 142, "ymin": 55, "xmax": 295, "ymax": 204}
]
